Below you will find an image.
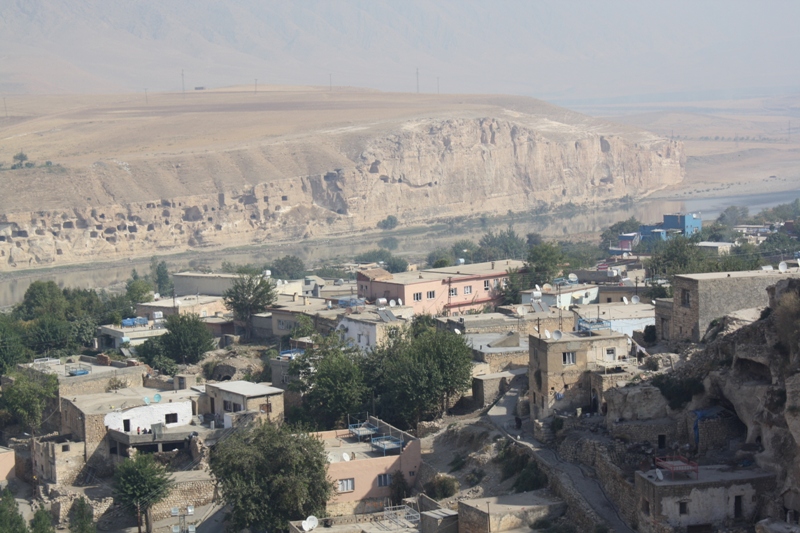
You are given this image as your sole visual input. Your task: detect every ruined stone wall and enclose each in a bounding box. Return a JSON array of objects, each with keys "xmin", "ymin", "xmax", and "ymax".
[
  {"xmin": 326, "ymin": 498, "xmax": 385, "ymax": 517},
  {"xmin": 149, "ymin": 474, "xmax": 216, "ymax": 521},
  {"xmin": 473, "ymin": 350, "xmax": 529, "ymax": 373}
]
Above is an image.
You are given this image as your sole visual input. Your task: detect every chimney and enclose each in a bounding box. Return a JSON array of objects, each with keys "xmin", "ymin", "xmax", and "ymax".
[
  {"xmin": 292, "ymin": 293, "xmax": 298, "ymax": 302},
  {"xmin": 491, "ymin": 261, "xmax": 495, "ymax": 269}
]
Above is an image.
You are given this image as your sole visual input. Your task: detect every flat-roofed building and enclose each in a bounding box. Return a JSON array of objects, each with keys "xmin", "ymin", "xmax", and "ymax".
[
  {"xmin": 136, "ymin": 295, "xmax": 228, "ymax": 319},
  {"xmin": 572, "ymin": 302, "xmax": 655, "ymax": 337},
  {"xmin": 205, "ymin": 381, "xmax": 284, "ymax": 426}
]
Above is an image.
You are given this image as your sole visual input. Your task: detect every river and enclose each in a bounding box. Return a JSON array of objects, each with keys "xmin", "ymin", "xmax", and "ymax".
[{"xmin": 0, "ymin": 190, "xmax": 797, "ymax": 308}]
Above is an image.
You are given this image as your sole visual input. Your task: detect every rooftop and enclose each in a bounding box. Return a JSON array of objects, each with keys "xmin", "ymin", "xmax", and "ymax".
[
  {"xmin": 367, "ymin": 260, "xmax": 526, "ymax": 286},
  {"xmin": 66, "ymin": 386, "xmax": 202, "ymax": 415},
  {"xmin": 23, "ymin": 357, "xmax": 144, "ymax": 382},
  {"xmin": 532, "ymin": 328, "xmax": 627, "ymax": 344},
  {"xmin": 531, "ymin": 283, "xmax": 596, "ymax": 295},
  {"xmin": 174, "ymin": 272, "xmax": 241, "ymax": 279},
  {"xmin": 466, "ymin": 332, "xmax": 528, "ymax": 354},
  {"xmin": 638, "ymin": 465, "xmax": 774, "ymax": 486},
  {"xmin": 460, "ymin": 492, "xmax": 564, "ymax": 513},
  {"xmin": 207, "ymin": 380, "xmax": 282, "ymax": 397},
  {"xmin": 572, "ymin": 302, "xmax": 655, "ymax": 321},
  {"xmin": 678, "ymin": 269, "xmax": 800, "ymax": 281},
  {"xmin": 697, "ymin": 241, "xmax": 735, "ymax": 247},
  {"xmin": 138, "ymin": 295, "xmax": 224, "ymax": 308}
]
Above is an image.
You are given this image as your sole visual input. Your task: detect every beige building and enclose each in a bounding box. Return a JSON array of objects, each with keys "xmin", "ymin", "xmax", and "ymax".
[
  {"xmin": 0, "ymin": 446, "xmax": 15, "ymax": 487},
  {"xmin": 529, "ymin": 329, "xmax": 631, "ymax": 419},
  {"xmin": 136, "ymin": 295, "xmax": 228, "ymax": 320},
  {"xmin": 205, "ymin": 381, "xmax": 284, "ymax": 426}
]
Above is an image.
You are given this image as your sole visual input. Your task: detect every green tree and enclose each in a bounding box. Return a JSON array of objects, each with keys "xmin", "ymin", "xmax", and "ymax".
[
  {"xmin": 12, "ymin": 151, "xmax": 28, "ymax": 167},
  {"xmin": 384, "ymin": 255, "xmax": 409, "ymax": 273},
  {"xmin": 4, "ymin": 372, "xmax": 58, "ymax": 435},
  {"xmin": 209, "ymin": 422, "xmax": 333, "ymax": 532},
  {"xmin": 220, "ymin": 261, "xmax": 261, "ymax": 276},
  {"xmin": 716, "ymin": 205, "xmax": 749, "ymax": 227},
  {"xmin": 389, "ymin": 470, "xmax": 411, "ymax": 504},
  {"xmin": 125, "ymin": 278, "xmax": 153, "ymax": 304},
  {"xmin": 223, "ymin": 274, "xmax": 277, "ymax": 339},
  {"xmin": 269, "ymin": 255, "xmax": 306, "ymax": 279},
  {"xmin": 30, "ymin": 507, "xmax": 54, "ymax": 533},
  {"xmin": 499, "ymin": 267, "xmax": 529, "ymax": 305},
  {"xmin": 160, "ymin": 314, "xmax": 215, "ymax": 365},
  {"xmin": 289, "ymin": 336, "xmax": 367, "ymax": 428},
  {"xmin": 526, "ymin": 232, "xmax": 544, "ymax": 247},
  {"xmin": 0, "ymin": 316, "xmax": 31, "ymax": 374},
  {"xmin": 113, "ymin": 454, "xmax": 173, "ymax": 533},
  {"xmin": 526, "ymin": 242, "xmax": 563, "ymax": 287},
  {"xmin": 71, "ymin": 317, "xmax": 98, "ymax": 347},
  {"xmin": 355, "ymin": 249, "xmax": 392, "ymax": 264},
  {"xmin": 290, "ymin": 315, "xmax": 316, "ymax": 339},
  {"xmin": 599, "ymin": 217, "xmax": 640, "ymax": 250},
  {"xmin": 378, "ymin": 236, "xmax": 399, "ymax": 250},
  {"xmin": 15, "ymin": 281, "xmax": 68, "ymax": 321},
  {"xmin": 69, "ymin": 496, "xmax": 96, "ymax": 533},
  {"xmin": 0, "ymin": 488, "xmax": 28, "ymax": 533},
  {"xmin": 478, "ymin": 227, "xmax": 527, "ymax": 260},
  {"xmin": 25, "ymin": 316, "xmax": 73, "ymax": 353},
  {"xmin": 377, "ymin": 215, "xmax": 398, "ymax": 230},
  {"xmin": 149, "ymin": 258, "xmax": 173, "ymax": 296},
  {"xmin": 427, "ymin": 248, "xmax": 453, "ymax": 268},
  {"xmin": 451, "ymin": 239, "xmax": 477, "ymax": 263}
]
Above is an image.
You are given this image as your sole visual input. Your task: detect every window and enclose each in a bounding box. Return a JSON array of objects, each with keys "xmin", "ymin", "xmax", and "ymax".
[
  {"xmin": 642, "ymin": 499, "xmax": 650, "ymax": 516},
  {"xmin": 607, "ymin": 298, "xmax": 612, "ymax": 303},
  {"xmin": 679, "ymin": 502, "xmax": 688, "ymax": 515},
  {"xmin": 61, "ymin": 444, "xmax": 70, "ymax": 452},
  {"xmin": 223, "ymin": 400, "xmax": 233, "ymax": 412},
  {"xmin": 338, "ymin": 478, "xmax": 355, "ymax": 492},
  {"xmin": 449, "ymin": 287, "xmax": 458, "ymax": 297},
  {"xmin": 408, "ymin": 470, "xmax": 415, "ymax": 477},
  {"xmin": 734, "ymin": 495, "xmax": 742, "ymax": 518},
  {"xmin": 165, "ymin": 413, "xmax": 178, "ymax": 424},
  {"xmin": 605, "ymin": 348, "xmax": 616, "ymax": 361},
  {"xmin": 681, "ymin": 289, "xmax": 691, "ymax": 307},
  {"xmin": 377, "ymin": 473, "xmax": 392, "ymax": 487},
  {"xmin": 484, "ymin": 280, "xmax": 490, "ymax": 291},
  {"xmin": 282, "ymin": 373, "xmax": 291, "ymax": 384},
  {"xmin": 357, "ymin": 333, "xmax": 362, "ymax": 343},
  {"xmin": 260, "ymin": 403, "xmax": 272, "ymax": 414},
  {"xmin": 413, "ymin": 292, "xmax": 422, "ymax": 302},
  {"xmin": 426, "ymin": 290, "xmax": 436, "ymax": 299},
  {"xmin": 658, "ymin": 434, "xmax": 666, "ymax": 449},
  {"xmin": 562, "ymin": 352, "xmax": 576, "ymax": 365},
  {"xmin": 464, "ymin": 286, "xmax": 472, "ymax": 295},
  {"xmin": 232, "ymin": 403, "xmax": 243, "ymax": 412},
  {"xmin": 123, "ymin": 419, "xmax": 131, "ymax": 432}
]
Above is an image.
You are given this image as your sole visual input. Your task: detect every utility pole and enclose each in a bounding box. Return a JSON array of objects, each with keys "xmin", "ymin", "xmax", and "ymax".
[
  {"xmin": 416, "ymin": 67, "xmax": 419, "ymax": 94},
  {"xmin": 181, "ymin": 69, "xmax": 185, "ymax": 98},
  {"xmin": 255, "ymin": 78, "xmax": 258, "ymax": 93},
  {"xmin": 144, "ymin": 89, "xmax": 148, "ymax": 105}
]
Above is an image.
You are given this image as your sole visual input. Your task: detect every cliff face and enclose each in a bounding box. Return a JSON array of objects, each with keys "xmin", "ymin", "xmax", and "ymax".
[{"xmin": 0, "ymin": 117, "xmax": 683, "ymax": 271}]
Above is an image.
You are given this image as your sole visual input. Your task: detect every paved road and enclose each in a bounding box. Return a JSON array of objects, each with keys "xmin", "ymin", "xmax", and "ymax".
[{"xmin": 487, "ymin": 384, "xmax": 634, "ymax": 533}]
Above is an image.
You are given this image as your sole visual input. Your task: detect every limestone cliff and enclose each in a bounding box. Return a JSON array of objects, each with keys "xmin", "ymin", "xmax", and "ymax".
[{"xmin": 0, "ymin": 106, "xmax": 683, "ymax": 271}]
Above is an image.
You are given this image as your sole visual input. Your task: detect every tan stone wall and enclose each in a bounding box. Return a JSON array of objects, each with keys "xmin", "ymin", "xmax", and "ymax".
[
  {"xmin": 149, "ymin": 475, "xmax": 216, "ymax": 521},
  {"xmin": 473, "ymin": 349, "xmax": 529, "ymax": 373}
]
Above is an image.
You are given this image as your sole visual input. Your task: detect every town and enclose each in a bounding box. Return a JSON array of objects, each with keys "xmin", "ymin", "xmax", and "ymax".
[{"xmin": 0, "ymin": 202, "xmax": 799, "ymax": 533}]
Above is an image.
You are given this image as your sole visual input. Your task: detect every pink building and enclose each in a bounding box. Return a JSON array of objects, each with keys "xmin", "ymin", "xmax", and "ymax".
[{"xmin": 357, "ymin": 260, "xmax": 526, "ymax": 315}]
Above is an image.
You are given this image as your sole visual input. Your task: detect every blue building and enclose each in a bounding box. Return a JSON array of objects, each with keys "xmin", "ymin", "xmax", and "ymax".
[{"xmin": 639, "ymin": 212, "xmax": 702, "ymax": 242}]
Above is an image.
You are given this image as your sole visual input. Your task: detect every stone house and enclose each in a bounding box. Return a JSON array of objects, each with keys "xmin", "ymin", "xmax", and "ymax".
[
  {"xmin": 440, "ymin": 309, "xmax": 573, "ymax": 338},
  {"xmin": 205, "ymin": 381, "xmax": 284, "ymax": 426},
  {"xmin": 657, "ymin": 270, "xmax": 800, "ymax": 343},
  {"xmin": 31, "ymin": 434, "xmax": 86, "ymax": 486},
  {"xmin": 529, "ymin": 329, "xmax": 631, "ymax": 419},
  {"xmin": 635, "ymin": 465, "xmax": 775, "ymax": 533},
  {"xmin": 466, "ymin": 331, "xmax": 529, "ymax": 373}
]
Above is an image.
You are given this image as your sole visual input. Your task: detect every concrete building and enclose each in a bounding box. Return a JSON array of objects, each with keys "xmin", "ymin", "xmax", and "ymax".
[
  {"xmin": 572, "ymin": 302, "xmax": 655, "ymax": 337},
  {"xmin": 317, "ymin": 416, "xmax": 421, "ymax": 516},
  {"xmin": 529, "ymin": 329, "xmax": 631, "ymax": 419},
  {"xmin": 357, "ymin": 260, "xmax": 525, "ymax": 315},
  {"xmin": 458, "ymin": 493, "xmax": 566, "ymax": 533},
  {"xmin": 336, "ymin": 308, "xmax": 411, "ymax": 352},
  {"xmin": 205, "ymin": 381, "xmax": 284, "ymax": 426},
  {"xmin": 466, "ymin": 331, "xmax": 529, "ymax": 373},
  {"xmin": 640, "ymin": 212, "xmax": 702, "ymax": 242},
  {"xmin": 31, "ymin": 434, "xmax": 86, "ymax": 486},
  {"xmin": 98, "ymin": 322, "xmax": 168, "ymax": 348},
  {"xmin": 524, "ymin": 283, "xmax": 599, "ymax": 309},
  {"xmin": 266, "ymin": 293, "xmax": 341, "ymax": 337},
  {"xmin": 657, "ymin": 270, "xmax": 800, "ymax": 342},
  {"xmin": 439, "ymin": 309, "xmax": 573, "ymax": 338},
  {"xmin": 696, "ymin": 241, "xmax": 735, "ymax": 255},
  {"xmin": 598, "ymin": 284, "xmax": 644, "ymax": 304},
  {"xmin": 173, "ymin": 272, "xmax": 240, "ymax": 296},
  {"xmin": 136, "ymin": 295, "xmax": 228, "ymax": 319},
  {"xmin": 635, "ymin": 464, "xmax": 775, "ymax": 533}
]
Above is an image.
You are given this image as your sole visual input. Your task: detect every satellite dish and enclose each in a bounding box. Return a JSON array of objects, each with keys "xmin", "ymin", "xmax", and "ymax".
[
  {"xmin": 656, "ymin": 469, "xmax": 664, "ymax": 481},
  {"xmin": 389, "ymin": 300, "xmax": 396, "ymax": 307},
  {"xmin": 761, "ymin": 265, "xmax": 774, "ymax": 271},
  {"xmin": 143, "ymin": 397, "xmax": 151, "ymax": 405},
  {"xmin": 397, "ymin": 298, "xmax": 403, "ymax": 306},
  {"xmin": 568, "ymin": 273, "xmax": 578, "ymax": 282},
  {"xmin": 652, "ymin": 300, "xmax": 657, "ymax": 305},
  {"xmin": 453, "ymin": 328, "xmax": 462, "ymax": 335},
  {"xmin": 307, "ymin": 516, "xmax": 319, "ymax": 530},
  {"xmin": 622, "ymin": 252, "xmax": 630, "ymax": 258},
  {"xmin": 153, "ymin": 393, "xmax": 162, "ymax": 403},
  {"xmin": 302, "ymin": 521, "xmax": 311, "ymax": 532},
  {"xmin": 631, "ymin": 295, "xmax": 641, "ymax": 304},
  {"xmin": 552, "ymin": 330, "xmax": 563, "ymax": 340},
  {"xmin": 516, "ymin": 306, "xmax": 525, "ymax": 316},
  {"xmin": 544, "ymin": 329, "xmax": 551, "ymax": 339},
  {"xmin": 535, "ymin": 284, "xmax": 541, "ymax": 291},
  {"xmin": 187, "ymin": 506, "xmax": 195, "ymax": 516},
  {"xmin": 623, "ymin": 297, "xmax": 629, "ymax": 305},
  {"xmin": 542, "ymin": 283, "xmax": 553, "ymax": 291},
  {"xmin": 342, "ymin": 452, "xmax": 351, "ymax": 462},
  {"xmin": 779, "ymin": 261, "xmax": 788, "ymax": 272}
]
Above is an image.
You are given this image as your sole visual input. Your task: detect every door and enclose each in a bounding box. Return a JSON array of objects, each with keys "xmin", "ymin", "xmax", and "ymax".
[
  {"xmin": 210, "ymin": 397, "xmax": 216, "ymax": 414},
  {"xmin": 123, "ymin": 419, "xmax": 131, "ymax": 432}
]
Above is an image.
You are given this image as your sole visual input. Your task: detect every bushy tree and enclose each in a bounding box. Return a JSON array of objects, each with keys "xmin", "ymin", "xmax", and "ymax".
[
  {"xmin": 113, "ymin": 454, "xmax": 173, "ymax": 533},
  {"xmin": 384, "ymin": 255, "xmax": 409, "ymax": 273},
  {"xmin": 30, "ymin": 507, "xmax": 54, "ymax": 533},
  {"xmin": 210, "ymin": 422, "xmax": 333, "ymax": 532},
  {"xmin": 159, "ymin": 314, "xmax": 215, "ymax": 364},
  {"xmin": 477, "ymin": 227, "xmax": 527, "ymax": 260},
  {"xmin": 599, "ymin": 217, "xmax": 640, "ymax": 250},
  {"xmin": 149, "ymin": 258, "xmax": 173, "ymax": 295},
  {"xmin": 377, "ymin": 215, "xmax": 398, "ymax": 230},
  {"xmin": 223, "ymin": 274, "xmax": 277, "ymax": 339},
  {"xmin": 0, "ymin": 488, "xmax": 28, "ymax": 533},
  {"xmin": 15, "ymin": 280, "xmax": 68, "ymax": 321},
  {"xmin": 125, "ymin": 278, "xmax": 153, "ymax": 304},
  {"xmin": 526, "ymin": 242, "xmax": 563, "ymax": 287},
  {"xmin": 269, "ymin": 255, "xmax": 306, "ymax": 279},
  {"xmin": 70, "ymin": 496, "xmax": 97, "ymax": 533},
  {"xmin": 25, "ymin": 316, "xmax": 73, "ymax": 353},
  {"xmin": 4, "ymin": 372, "xmax": 58, "ymax": 435},
  {"xmin": 290, "ymin": 315, "xmax": 316, "ymax": 339},
  {"xmin": 0, "ymin": 316, "xmax": 31, "ymax": 373}
]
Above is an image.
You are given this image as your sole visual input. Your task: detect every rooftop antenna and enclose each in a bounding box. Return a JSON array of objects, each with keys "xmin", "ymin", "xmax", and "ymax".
[
  {"xmin": 342, "ymin": 452, "xmax": 351, "ymax": 462},
  {"xmin": 153, "ymin": 393, "xmax": 162, "ymax": 403},
  {"xmin": 623, "ymin": 296, "xmax": 629, "ymax": 305},
  {"xmin": 656, "ymin": 469, "xmax": 664, "ymax": 481},
  {"xmin": 544, "ymin": 329, "xmax": 551, "ymax": 339},
  {"xmin": 453, "ymin": 328, "xmax": 461, "ymax": 335}
]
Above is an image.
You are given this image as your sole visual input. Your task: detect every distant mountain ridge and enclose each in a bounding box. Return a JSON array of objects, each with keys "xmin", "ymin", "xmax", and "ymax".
[{"xmin": 1, "ymin": 0, "xmax": 799, "ymax": 100}]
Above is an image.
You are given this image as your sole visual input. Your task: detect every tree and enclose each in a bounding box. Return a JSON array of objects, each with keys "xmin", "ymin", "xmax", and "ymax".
[
  {"xmin": 526, "ymin": 232, "xmax": 544, "ymax": 247},
  {"xmin": 389, "ymin": 470, "xmax": 411, "ymax": 504},
  {"xmin": 113, "ymin": 454, "xmax": 173, "ymax": 533},
  {"xmin": 377, "ymin": 215, "xmax": 398, "ymax": 230},
  {"xmin": 478, "ymin": 227, "xmax": 527, "ymax": 260},
  {"xmin": 599, "ymin": 217, "xmax": 640, "ymax": 250},
  {"xmin": 4, "ymin": 372, "xmax": 58, "ymax": 435},
  {"xmin": 526, "ymin": 242, "xmax": 563, "ymax": 287},
  {"xmin": 149, "ymin": 258, "xmax": 173, "ymax": 295},
  {"xmin": 25, "ymin": 316, "xmax": 73, "ymax": 353},
  {"xmin": 223, "ymin": 274, "xmax": 277, "ymax": 339},
  {"xmin": 125, "ymin": 278, "xmax": 153, "ymax": 304},
  {"xmin": 71, "ymin": 317, "xmax": 98, "ymax": 347},
  {"xmin": 0, "ymin": 488, "xmax": 28, "ymax": 533},
  {"xmin": 15, "ymin": 281, "xmax": 68, "ymax": 321},
  {"xmin": 384, "ymin": 255, "xmax": 409, "ymax": 273},
  {"xmin": 269, "ymin": 255, "xmax": 306, "ymax": 279},
  {"xmin": 30, "ymin": 507, "xmax": 54, "ymax": 533},
  {"xmin": 12, "ymin": 151, "xmax": 28, "ymax": 167},
  {"xmin": 499, "ymin": 267, "xmax": 529, "ymax": 305},
  {"xmin": 450, "ymin": 239, "xmax": 477, "ymax": 263},
  {"xmin": 69, "ymin": 496, "xmax": 97, "ymax": 533},
  {"xmin": 427, "ymin": 248, "xmax": 453, "ymax": 268},
  {"xmin": 210, "ymin": 422, "xmax": 333, "ymax": 532},
  {"xmin": 288, "ymin": 336, "xmax": 368, "ymax": 428},
  {"xmin": 290, "ymin": 315, "xmax": 316, "ymax": 339},
  {"xmin": 0, "ymin": 316, "xmax": 31, "ymax": 374},
  {"xmin": 159, "ymin": 314, "xmax": 215, "ymax": 365}
]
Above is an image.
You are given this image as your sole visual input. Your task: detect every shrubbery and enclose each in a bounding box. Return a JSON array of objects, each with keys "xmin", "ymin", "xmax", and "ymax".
[
  {"xmin": 512, "ymin": 461, "xmax": 547, "ymax": 492},
  {"xmin": 424, "ymin": 474, "xmax": 459, "ymax": 500},
  {"xmin": 651, "ymin": 374, "xmax": 705, "ymax": 410}
]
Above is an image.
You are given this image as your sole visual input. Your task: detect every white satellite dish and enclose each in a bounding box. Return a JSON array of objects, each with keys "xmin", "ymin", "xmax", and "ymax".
[
  {"xmin": 542, "ymin": 283, "xmax": 553, "ymax": 291},
  {"xmin": 389, "ymin": 300, "xmax": 396, "ymax": 307},
  {"xmin": 302, "ymin": 521, "xmax": 311, "ymax": 532},
  {"xmin": 342, "ymin": 452, "xmax": 351, "ymax": 462},
  {"xmin": 656, "ymin": 469, "xmax": 664, "ymax": 481},
  {"xmin": 544, "ymin": 329, "xmax": 551, "ymax": 339},
  {"xmin": 397, "ymin": 298, "xmax": 403, "ymax": 306},
  {"xmin": 761, "ymin": 265, "xmax": 774, "ymax": 271},
  {"xmin": 779, "ymin": 261, "xmax": 788, "ymax": 272},
  {"xmin": 631, "ymin": 295, "xmax": 641, "ymax": 304},
  {"xmin": 552, "ymin": 330, "xmax": 563, "ymax": 340},
  {"xmin": 652, "ymin": 300, "xmax": 656, "ymax": 305},
  {"xmin": 568, "ymin": 273, "xmax": 578, "ymax": 282},
  {"xmin": 623, "ymin": 297, "xmax": 629, "ymax": 305},
  {"xmin": 307, "ymin": 516, "xmax": 319, "ymax": 530},
  {"xmin": 153, "ymin": 394, "xmax": 162, "ymax": 403},
  {"xmin": 143, "ymin": 397, "xmax": 151, "ymax": 405},
  {"xmin": 622, "ymin": 252, "xmax": 630, "ymax": 259},
  {"xmin": 453, "ymin": 328, "xmax": 462, "ymax": 335},
  {"xmin": 187, "ymin": 506, "xmax": 195, "ymax": 516},
  {"xmin": 535, "ymin": 284, "xmax": 541, "ymax": 291}
]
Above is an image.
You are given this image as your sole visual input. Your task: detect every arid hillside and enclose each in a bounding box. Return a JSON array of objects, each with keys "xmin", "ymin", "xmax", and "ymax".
[{"xmin": 0, "ymin": 88, "xmax": 683, "ymax": 271}]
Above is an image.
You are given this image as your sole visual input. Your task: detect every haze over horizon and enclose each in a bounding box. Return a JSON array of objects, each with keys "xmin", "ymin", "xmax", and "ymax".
[{"xmin": 2, "ymin": 0, "xmax": 799, "ymax": 105}]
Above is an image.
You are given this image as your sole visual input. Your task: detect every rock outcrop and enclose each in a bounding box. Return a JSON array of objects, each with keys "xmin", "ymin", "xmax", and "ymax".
[{"xmin": 0, "ymin": 110, "xmax": 683, "ymax": 271}]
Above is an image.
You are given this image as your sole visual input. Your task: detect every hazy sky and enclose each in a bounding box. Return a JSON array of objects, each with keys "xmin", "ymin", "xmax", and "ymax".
[{"xmin": 2, "ymin": 0, "xmax": 799, "ymax": 102}]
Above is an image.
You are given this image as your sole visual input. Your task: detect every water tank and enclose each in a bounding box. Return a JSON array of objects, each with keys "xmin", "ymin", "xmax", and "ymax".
[
  {"xmin": 263, "ymin": 270, "xmax": 272, "ymax": 277},
  {"xmin": 457, "ymin": 258, "xmax": 466, "ymax": 265},
  {"xmin": 376, "ymin": 298, "xmax": 388, "ymax": 306}
]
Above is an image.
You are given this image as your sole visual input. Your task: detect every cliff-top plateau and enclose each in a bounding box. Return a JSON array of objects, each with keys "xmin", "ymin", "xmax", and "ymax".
[{"xmin": 0, "ymin": 87, "xmax": 684, "ymax": 271}]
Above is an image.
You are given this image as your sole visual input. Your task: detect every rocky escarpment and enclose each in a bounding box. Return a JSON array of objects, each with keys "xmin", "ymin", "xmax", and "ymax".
[{"xmin": 0, "ymin": 117, "xmax": 683, "ymax": 271}]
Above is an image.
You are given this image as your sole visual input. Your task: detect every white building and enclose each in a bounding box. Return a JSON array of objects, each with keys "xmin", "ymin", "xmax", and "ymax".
[
  {"xmin": 572, "ymin": 302, "xmax": 655, "ymax": 337},
  {"xmin": 522, "ymin": 284, "xmax": 599, "ymax": 310}
]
